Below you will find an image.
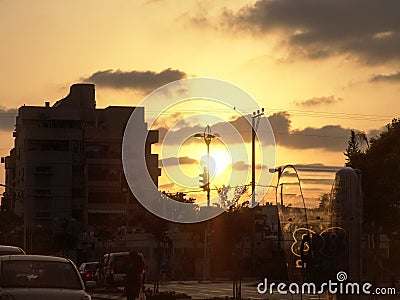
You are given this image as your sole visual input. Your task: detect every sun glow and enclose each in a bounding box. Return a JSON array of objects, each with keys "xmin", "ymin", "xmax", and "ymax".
[{"xmin": 210, "ymin": 149, "xmax": 231, "ymax": 175}]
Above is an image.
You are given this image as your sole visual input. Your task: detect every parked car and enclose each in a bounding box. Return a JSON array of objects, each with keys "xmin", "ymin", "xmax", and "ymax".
[
  {"xmin": 0, "ymin": 254, "xmax": 91, "ymax": 300},
  {"xmin": 96, "ymin": 251, "xmax": 145, "ymax": 288},
  {"xmin": 0, "ymin": 245, "xmax": 26, "ymax": 256},
  {"xmin": 78, "ymin": 261, "xmax": 99, "ymax": 283}
]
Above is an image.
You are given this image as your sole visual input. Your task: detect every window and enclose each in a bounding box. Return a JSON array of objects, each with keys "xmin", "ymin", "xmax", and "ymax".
[
  {"xmin": 34, "ymin": 197, "xmax": 51, "ymax": 210},
  {"xmin": 35, "ymin": 166, "xmax": 52, "ymax": 175},
  {"xmin": 27, "ymin": 140, "xmax": 69, "ymax": 152},
  {"xmin": 71, "ymin": 140, "xmax": 83, "ymax": 153},
  {"xmin": 1, "ymin": 260, "xmax": 82, "ymax": 289},
  {"xmin": 35, "ymin": 189, "xmax": 51, "ymax": 197}
]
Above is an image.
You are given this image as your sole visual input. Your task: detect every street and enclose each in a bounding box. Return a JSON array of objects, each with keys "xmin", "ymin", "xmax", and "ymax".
[{"xmin": 91, "ymin": 281, "xmax": 332, "ymax": 300}]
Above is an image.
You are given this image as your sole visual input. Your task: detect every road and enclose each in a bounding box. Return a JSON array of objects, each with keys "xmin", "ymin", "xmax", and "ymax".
[{"xmin": 91, "ymin": 281, "xmax": 333, "ymax": 300}]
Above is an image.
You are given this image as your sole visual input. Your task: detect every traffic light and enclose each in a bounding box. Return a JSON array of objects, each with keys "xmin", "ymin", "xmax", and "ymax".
[{"xmin": 199, "ymin": 167, "xmax": 209, "ymax": 191}]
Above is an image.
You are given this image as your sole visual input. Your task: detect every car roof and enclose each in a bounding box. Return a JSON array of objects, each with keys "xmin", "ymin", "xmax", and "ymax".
[
  {"xmin": 0, "ymin": 254, "xmax": 72, "ymax": 263},
  {"xmin": 0, "ymin": 245, "xmax": 25, "ymax": 252},
  {"xmin": 82, "ymin": 261, "xmax": 98, "ymax": 266},
  {"xmin": 106, "ymin": 252, "xmax": 129, "ymax": 257}
]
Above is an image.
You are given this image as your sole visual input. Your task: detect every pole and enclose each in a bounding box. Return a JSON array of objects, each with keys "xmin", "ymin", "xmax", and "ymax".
[
  {"xmin": 206, "ymin": 142, "xmax": 210, "ymax": 207},
  {"xmin": 126, "ymin": 191, "xmax": 129, "ymax": 240},
  {"xmin": 203, "ymin": 224, "xmax": 208, "ymax": 281},
  {"xmin": 250, "ymin": 109, "xmax": 264, "ymax": 275},
  {"xmin": 24, "ymin": 199, "xmax": 27, "ymax": 251},
  {"xmin": 251, "ymin": 109, "xmax": 264, "ymax": 207},
  {"xmin": 251, "ymin": 117, "xmax": 256, "ymax": 208}
]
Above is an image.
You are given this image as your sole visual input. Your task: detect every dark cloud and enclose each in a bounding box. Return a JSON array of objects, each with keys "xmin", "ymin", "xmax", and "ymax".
[
  {"xmin": 160, "ymin": 156, "xmax": 198, "ymax": 167},
  {"xmin": 0, "ymin": 107, "xmax": 17, "ymax": 131},
  {"xmin": 294, "ymin": 96, "xmax": 342, "ymax": 107},
  {"xmin": 230, "ymin": 161, "xmax": 262, "ymax": 171},
  {"xmin": 83, "ymin": 68, "xmax": 187, "ymax": 91},
  {"xmin": 155, "ymin": 111, "xmax": 385, "ymax": 152},
  {"xmin": 231, "ymin": 161, "xmax": 249, "ymax": 171},
  {"xmin": 294, "ymin": 164, "xmax": 342, "ymax": 173},
  {"xmin": 159, "ymin": 183, "xmax": 176, "ymax": 190},
  {"xmin": 152, "ymin": 112, "xmax": 191, "ymax": 132},
  {"xmin": 370, "ymin": 71, "xmax": 400, "ymax": 82},
  {"xmin": 221, "ymin": 0, "xmax": 400, "ymax": 64},
  {"xmin": 277, "ymin": 125, "xmax": 350, "ymax": 151},
  {"xmin": 267, "ymin": 112, "xmax": 351, "ymax": 151}
]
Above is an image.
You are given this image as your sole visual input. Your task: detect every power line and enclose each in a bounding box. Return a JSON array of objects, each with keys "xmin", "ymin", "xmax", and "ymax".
[{"xmin": 0, "ymin": 106, "xmax": 395, "ymax": 121}]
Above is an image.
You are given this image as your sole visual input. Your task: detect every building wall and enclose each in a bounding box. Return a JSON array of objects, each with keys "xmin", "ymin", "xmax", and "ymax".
[{"xmin": 2, "ymin": 84, "xmax": 160, "ymax": 253}]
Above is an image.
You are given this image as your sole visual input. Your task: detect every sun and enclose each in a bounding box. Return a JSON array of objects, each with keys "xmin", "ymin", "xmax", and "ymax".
[{"xmin": 209, "ymin": 149, "xmax": 231, "ymax": 175}]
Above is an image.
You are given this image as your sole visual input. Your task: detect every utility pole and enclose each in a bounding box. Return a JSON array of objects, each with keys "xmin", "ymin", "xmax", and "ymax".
[
  {"xmin": 251, "ymin": 108, "xmax": 264, "ymax": 208},
  {"xmin": 251, "ymin": 108, "xmax": 264, "ymax": 274}
]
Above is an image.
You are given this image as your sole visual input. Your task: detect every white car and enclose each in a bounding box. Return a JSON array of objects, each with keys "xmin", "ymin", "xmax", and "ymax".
[
  {"xmin": 0, "ymin": 245, "xmax": 25, "ymax": 256},
  {"xmin": 0, "ymin": 255, "xmax": 91, "ymax": 300}
]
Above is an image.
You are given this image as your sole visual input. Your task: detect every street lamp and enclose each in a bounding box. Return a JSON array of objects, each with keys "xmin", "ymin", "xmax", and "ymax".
[
  {"xmin": 194, "ymin": 125, "xmax": 219, "ymax": 207},
  {"xmin": 194, "ymin": 126, "xmax": 218, "ymax": 282}
]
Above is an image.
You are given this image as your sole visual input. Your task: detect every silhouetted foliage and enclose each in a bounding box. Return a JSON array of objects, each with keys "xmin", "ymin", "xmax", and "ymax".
[
  {"xmin": 344, "ymin": 130, "xmax": 369, "ymax": 167},
  {"xmin": 53, "ymin": 218, "xmax": 80, "ymax": 257},
  {"xmin": 0, "ymin": 211, "xmax": 23, "ymax": 247},
  {"xmin": 345, "ymin": 119, "xmax": 400, "ymax": 234},
  {"xmin": 162, "ymin": 192, "xmax": 195, "ymax": 203}
]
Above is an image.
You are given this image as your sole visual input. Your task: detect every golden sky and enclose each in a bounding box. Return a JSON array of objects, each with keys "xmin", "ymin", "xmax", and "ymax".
[{"xmin": 1, "ymin": 0, "xmax": 400, "ymax": 202}]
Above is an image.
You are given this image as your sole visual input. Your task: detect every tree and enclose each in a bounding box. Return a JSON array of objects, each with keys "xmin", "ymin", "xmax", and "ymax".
[
  {"xmin": 345, "ymin": 119, "xmax": 400, "ymax": 234},
  {"xmin": 162, "ymin": 192, "xmax": 195, "ymax": 204},
  {"xmin": 0, "ymin": 211, "xmax": 23, "ymax": 247},
  {"xmin": 344, "ymin": 130, "xmax": 369, "ymax": 167},
  {"xmin": 318, "ymin": 193, "xmax": 330, "ymax": 210},
  {"xmin": 215, "ymin": 185, "xmax": 248, "ymax": 211}
]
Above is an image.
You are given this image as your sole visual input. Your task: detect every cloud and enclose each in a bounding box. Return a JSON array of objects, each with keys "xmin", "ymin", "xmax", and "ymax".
[
  {"xmin": 159, "ymin": 183, "xmax": 176, "ymax": 190},
  {"xmin": 155, "ymin": 111, "xmax": 385, "ymax": 152},
  {"xmin": 266, "ymin": 112, "xmax": 351, "ymax": 151},
  {"xmin": 152, "ymin": 112, "xmax": 191, "ymax": 131},
  {"xmin": 0, "ymin": 106, "xmax": 17, "ymax": 131},
  {"xmin": 294, "ymin": 96, "xmax": 342, "ymax": 107},
  {"xmin": 277, "ymin": 125, "xmax": 350, "ymax": 151},
  {"xmin": 157, "ymin": 111, "xmax": 351, "ymax": 151},
  {"xmin": 370, "ymin": 71, "xmax": 400, "ymax": 82},
  {"xmin": 82, "ymin": 68, "xmax": 187, "ymax": 91},
  {"xmin": 294, "ymin": 164, "xmax": 342, "ymax": 173},
  {"xmin": 220, "ymin": 0, "xmax": 400, "ymax": 64},
  {"xmin": 230, "ymin": 161, "xmax": 262, "ymax": 171},
  {"xmin": 160, "ymin": 156, "xmax": 198, "ymax": 167}
]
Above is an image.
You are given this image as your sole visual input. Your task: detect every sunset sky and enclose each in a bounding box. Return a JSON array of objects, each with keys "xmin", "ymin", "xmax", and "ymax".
[{"xmin": 1, "ymin": 0, "xmax": 400, "ymax": 205}]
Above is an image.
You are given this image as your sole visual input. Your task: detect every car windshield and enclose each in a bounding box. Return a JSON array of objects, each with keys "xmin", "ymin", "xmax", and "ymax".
[
  {"xmin": 114, "ymin": 256, "xmax": 129, "ymax": 273},
  {"xmin": 1, "ymin": 260, "xmax": 82, "ymax": 289},
  {"xmin": 0, "ymin": 250, "xmax": 24, "ymax": 256},
  {"xmin": 85, "ymin": 263, "xmax": 98, "ymax": 271}
]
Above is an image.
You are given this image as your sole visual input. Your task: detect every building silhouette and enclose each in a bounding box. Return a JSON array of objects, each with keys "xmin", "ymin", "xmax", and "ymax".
[{"xmin": 1, "ymin": 84, "xmax": 160, "ymax": 253}]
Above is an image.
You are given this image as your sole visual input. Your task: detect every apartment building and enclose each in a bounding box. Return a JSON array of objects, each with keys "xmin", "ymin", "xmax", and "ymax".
[{"xmin": 1, "ymin": 84, "xmax": 160, "ymax": 252}]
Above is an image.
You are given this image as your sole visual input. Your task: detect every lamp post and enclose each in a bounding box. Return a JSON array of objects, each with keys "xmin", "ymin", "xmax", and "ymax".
[
  {"xmin": 120, "ymin": 169, "xmax": 129, "ymax": 240},
  {"xmin": 194, "ymin": 125, "xmax": 218, "ymax": 207},
  {"xmin": 194, "ymin": 126, "xmax": 218, "ymax": 282}
]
